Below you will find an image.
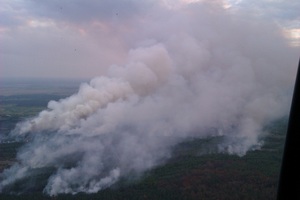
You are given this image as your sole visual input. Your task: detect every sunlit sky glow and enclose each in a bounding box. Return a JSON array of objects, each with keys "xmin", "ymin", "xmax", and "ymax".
[{"xmin": 0, "ymin": 0, "xmax": 299, "ymax": 79}]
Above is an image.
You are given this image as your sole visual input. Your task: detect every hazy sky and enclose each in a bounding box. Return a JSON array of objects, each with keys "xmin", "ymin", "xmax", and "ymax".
[{"xmin": 0, "ymin": 0, "xmax": 299, "ymax": 79}]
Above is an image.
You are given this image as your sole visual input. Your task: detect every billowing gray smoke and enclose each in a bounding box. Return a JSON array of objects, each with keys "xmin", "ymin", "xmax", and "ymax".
[{"xmin": 0, "ymin": 2, "xmax": 298, "ymax": 196}]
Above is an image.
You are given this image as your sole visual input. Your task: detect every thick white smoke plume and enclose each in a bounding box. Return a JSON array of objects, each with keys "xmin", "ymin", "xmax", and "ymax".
[{"xmin": 0, "ymin": 2, "xmax": 298, "ymax": 196}]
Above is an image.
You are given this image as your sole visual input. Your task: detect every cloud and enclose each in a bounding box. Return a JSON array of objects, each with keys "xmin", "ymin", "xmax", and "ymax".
[
  {"xmin": 1, "ymin": 0, "xmax": 299, "ymax": 78},
  {"xmin": 24, "ymin": 0, "xmax": 156, "ymax": 23},
  {"xmin": 1, "ymin": 0, "xmax": 157, "ymax": 78},
  {"xmin": 0, "ymin": 0, "xmax": 27, "ymax": 27},
  {"xmin": 229, "ymin": 0, "xmax": 300, "ymax": 22}
]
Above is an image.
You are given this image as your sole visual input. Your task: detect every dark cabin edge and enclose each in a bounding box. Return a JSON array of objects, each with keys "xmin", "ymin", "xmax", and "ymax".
[{"xmin": 277, "ymin": 58, "xmax": 300, "ymax": 200}]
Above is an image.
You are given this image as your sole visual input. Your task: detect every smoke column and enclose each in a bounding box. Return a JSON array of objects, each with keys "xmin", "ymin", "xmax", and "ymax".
[{"xmin": 0, "ymin": 1, "xmax": 298, "ymax": 195}]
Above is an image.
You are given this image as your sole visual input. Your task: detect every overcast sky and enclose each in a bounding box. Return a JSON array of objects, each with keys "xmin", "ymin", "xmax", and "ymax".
[{"xmin": 0, "ymin": 0, "xmax": 299, "ymax": 79}]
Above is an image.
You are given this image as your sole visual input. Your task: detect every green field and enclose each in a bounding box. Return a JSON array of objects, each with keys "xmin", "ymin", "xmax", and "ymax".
[{"xmin": 0, "ymin": 93, "xmax": 287, "ymax": 200}]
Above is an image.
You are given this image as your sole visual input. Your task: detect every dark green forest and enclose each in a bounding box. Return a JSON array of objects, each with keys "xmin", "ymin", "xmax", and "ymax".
[{"xmin": 0, "ymin": 93, "xmax": 287, "ymax": 200}]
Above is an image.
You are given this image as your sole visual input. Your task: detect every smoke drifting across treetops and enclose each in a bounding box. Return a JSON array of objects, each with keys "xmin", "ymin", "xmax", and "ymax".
[{"xmin": 0, "ymin": 1, "xmax": 298, "ymax": 196}]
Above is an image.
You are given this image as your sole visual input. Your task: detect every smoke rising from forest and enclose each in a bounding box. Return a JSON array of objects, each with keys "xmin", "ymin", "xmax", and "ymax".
[{"xmin": 0, "ymin": 1, "xmax": 298, "ymax": 195}]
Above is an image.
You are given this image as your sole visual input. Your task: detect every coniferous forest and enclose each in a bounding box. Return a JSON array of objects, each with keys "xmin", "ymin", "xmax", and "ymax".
[{"xmin": 0, "ymin": 92, "xmax": 286, "ymax": 200}]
